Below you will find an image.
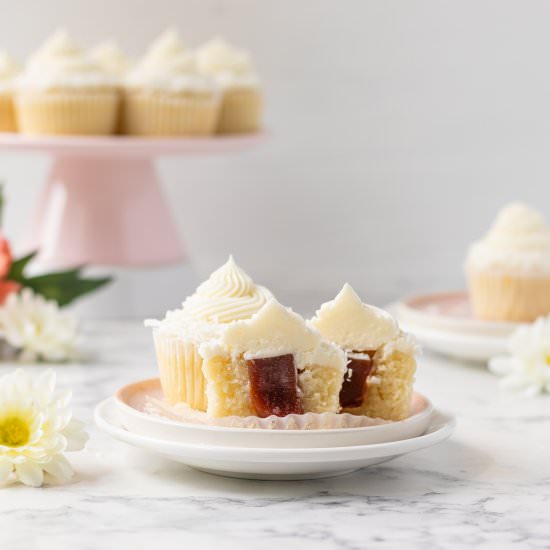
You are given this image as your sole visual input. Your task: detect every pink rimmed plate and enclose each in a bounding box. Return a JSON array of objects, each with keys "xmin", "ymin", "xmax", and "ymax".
[{"xmin": 110, "ymin": 378, "xmax": 434, "ymax": 449}]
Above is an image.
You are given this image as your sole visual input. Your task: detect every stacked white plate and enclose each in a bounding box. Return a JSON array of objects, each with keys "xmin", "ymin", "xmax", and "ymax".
[
  {"xmin": 396, "ymin": 291, "xmax": 524, "ymax": 363},
  {"xmin": 95, "ymin": 378, "xmax": 454, "ymax": 480}
]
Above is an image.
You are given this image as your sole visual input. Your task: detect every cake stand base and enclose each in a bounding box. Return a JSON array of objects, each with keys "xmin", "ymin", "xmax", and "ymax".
[
  {"xmin": 23, "ymin": 156, "xmax": 183, "ymax": 268},
  {"xmin": 0, "ymin": 133, "xmax": 265, "ymax": 269}
]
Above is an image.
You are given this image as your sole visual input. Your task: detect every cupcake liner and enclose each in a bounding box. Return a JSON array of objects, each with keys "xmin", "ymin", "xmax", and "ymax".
[
  {"xmin": 122, "ymin": 89, "xmax": 221, "ymax": 136},
  {"xmin": 153, "ymin": 329, "xmax": 207, "ymax": 411},
  {"xmin": 468, "ymin": 270, "xmax": 550, "ymax": 322},
  {"xmin": 217, "ymin": 86, "xmax": 262, "ymax": 134},
  {"xmin": 15, "ymin": 89, "xmax": 119, "ymax": 135},
  {"xmin": 144, "ymin": 395, "xmax": 393, "ymax": 430},
  {"xmin": 0, "ymin": 93, "xmax": 17, "ymax": 132}
]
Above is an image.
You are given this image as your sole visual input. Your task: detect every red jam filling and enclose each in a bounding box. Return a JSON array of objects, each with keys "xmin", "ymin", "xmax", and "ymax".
[
  {"xmin": 247, "ymin": 354, "xmax": 304, "ymax": 418},
  {"xmin": 339, "ymin": 352, "xmax": 374, "ymax": 408}
]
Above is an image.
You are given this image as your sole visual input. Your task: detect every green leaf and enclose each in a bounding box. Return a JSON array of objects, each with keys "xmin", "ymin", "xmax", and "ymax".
[
  {"xmin": 8, "ymin": 251, "xmax": 39, "ymax": 282},
  {"xmin": 22, "ymin": 268, "xmax": 112, "ymax": 307}
]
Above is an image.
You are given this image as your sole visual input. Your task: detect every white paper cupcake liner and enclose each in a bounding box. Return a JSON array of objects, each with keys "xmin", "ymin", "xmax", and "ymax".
[{"xmin": 144, "ymin": 395, "xmax": 393, "ymax": 430}]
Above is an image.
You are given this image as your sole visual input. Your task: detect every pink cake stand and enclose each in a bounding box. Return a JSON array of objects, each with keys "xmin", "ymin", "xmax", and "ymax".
[{"xmin": 0, "ymin": 133, "xmax": 264, "ymax": 268}]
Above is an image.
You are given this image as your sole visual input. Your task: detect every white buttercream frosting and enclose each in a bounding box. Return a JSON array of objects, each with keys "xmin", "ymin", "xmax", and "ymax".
[
  {"xmin": 91, "ymin": 41, "xmax": 130, "ymax": 76},
  {"xmin": 17, "ymin": 30, "xmax": 117, "ymax": 90},
  {"xmin": 0, "ymin": 50, "xmax": 18, "ymax": 93},
  {"xmin": 489, "ymin": 315, "xmax": 550, "ymax": 395},
  {"xmin": 196, "ymin": 37, "xmax": 259, "ymax": 89},
  {"xmin": 146, "ymin": 256, "xmax": 273, "ymax": 337},
  {"xmin": 309, "ymin": 284, "xmax": 399, "ymax": 351},
  {"xmin": 466, "ymin": 203, "xmax": 550, "ymax": 274},
  {"xmin": 201, "ymin": 299, "xmax": 346, "ymax": 372},
  {"xmin": 181, "ymin": 256, "xmax": 272, "ymax": 324},
  {"xmin": 126, "ymin": 29, "xmax": 217, "ymax": 93}
]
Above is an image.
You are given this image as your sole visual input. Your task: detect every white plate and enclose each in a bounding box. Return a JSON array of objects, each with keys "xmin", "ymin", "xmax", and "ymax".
[
  {"xmin": 114, "ymin": 378, "xmax": 434, "ymax": 448},
  {"xmin": 94, "ymin": 398, "xmax": 454, "ymax": 480},
  {"xmin": 396, "ymin": 291, "xmax": 522, "ymax": 362}
]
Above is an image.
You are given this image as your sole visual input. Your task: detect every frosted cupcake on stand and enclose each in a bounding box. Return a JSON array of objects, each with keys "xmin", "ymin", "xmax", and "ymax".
[
  {"xmin": 466, "ymin": 203, "xmax": 550, "ymax": 322},
  {"xmin": 123, "ymin": 29, "xmax": 221, "ymax": 136},
  {"xmin": 15, "ymin": 31, "xmax": 119, "ymax": 135},
  {"xmin": 0, "ymin": 50, "xmax": 19, "ymax": 132},
  {"xmin": 196, "ymin": 38, "xmax": 262, "ymax": 134}
]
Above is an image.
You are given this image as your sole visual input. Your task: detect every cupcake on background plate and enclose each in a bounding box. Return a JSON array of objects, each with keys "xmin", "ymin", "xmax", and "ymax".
[
  {"xmin": 16, "ymin": 30, "xmax": 119, "ymax": 135},
  {"xmin": 196, "ymin": 37, "xmax": 262, "ymax": 134},
  {"xmin": 466, "ymin": 203, "xmax": 550, "ymax": 322},
  {"xmin": 309, "ymin": 284, "xmax": 417, "ymax": 421},
  {"xmin": 0, "ymin": 50, "xmax": 19, "ymax": 132},
  {"xmin": 146, "ymin": 256, "xmax": 272, "ymax": 410},
  {"xmin": 123, "ymin": 29, "xmax": 220, "ymax": 136}
]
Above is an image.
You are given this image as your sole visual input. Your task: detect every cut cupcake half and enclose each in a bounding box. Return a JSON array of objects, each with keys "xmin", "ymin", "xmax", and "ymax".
[
  {"xmin": 200, "ymin": 299, "xmax": 347, "ymax": 418},
  {"xmin": 309, "ymin": 284, "xmax": 418, "ymax": 421}
]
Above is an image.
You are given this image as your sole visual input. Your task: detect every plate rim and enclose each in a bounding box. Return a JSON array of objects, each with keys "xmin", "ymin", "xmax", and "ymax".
[{"xmin": 114, "ymin": 377, "xmax": 434, "ymax": 435}]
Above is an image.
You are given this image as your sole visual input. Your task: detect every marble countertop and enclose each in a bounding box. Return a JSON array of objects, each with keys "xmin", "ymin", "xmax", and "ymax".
[{"xmin": 0, "ymin": 321, "xmax": 548, "ymax": 550}]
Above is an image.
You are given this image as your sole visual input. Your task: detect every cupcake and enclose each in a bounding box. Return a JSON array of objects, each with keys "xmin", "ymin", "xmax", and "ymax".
[
  {"xmin": 15, "ymin": 31, "xmax": 119, "ymax": 135},
  {"xmin": 196, "ymin": 37, "xmax": 262, "ymax": 134},
  {"xmin": 90, "ymin": 41, "xmax": 131, "ymax": 78},
  {"xmin": 146, "ymin": 256, "xmax": 272, "ymax": 410},
  {"xmin": 0, "ymin": 51, "xmax": 19, "ymax": 132},
  {"xmin": 466, "ymin": 203, "xmax": 550, "ymax": 322},
  {"xmin": 123, "ymin": 29, "xmax": 220, "ymax": 136},
  {"xmin": 200, "ymin": 299, "xmax": 346, "ymax": 417},
  {"xmin": 309, "ymin": 284, "xmax": 417, "ymax": 421}
]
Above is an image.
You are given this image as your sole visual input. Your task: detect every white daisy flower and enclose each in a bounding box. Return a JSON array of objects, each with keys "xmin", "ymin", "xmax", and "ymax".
[
  {"xmin": 489, "ymin": 315, "xmax": 550, "ymax": 396},
  {"xmin": 0, "ymin": 288, "xmax": 78, "ymax": 362},
  {"xmin": 0, "ymin": 368, "xmax": 88, "ymax": 487}
]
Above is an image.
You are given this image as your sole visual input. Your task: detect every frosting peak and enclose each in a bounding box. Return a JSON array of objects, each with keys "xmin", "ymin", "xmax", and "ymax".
[
  {"xmin": 466, "ymin": 203, "xmax": 550, "ymax": 274},
  {"xmin": 143, "ymin": 29, "xmax": 186, "ymax": 67},
  {"xmin": 91, "ymin": 41, "xmax": 130, "ymax": 76},
  {"xmin": 181, "ymin": 256, "xmax": 272, "ymax": 323},
  {"xmin": 309, "ymin": 284, "xmax": 399, "ymax": 351},
  {"xmin": 222, "ymin": 299, "xmax": 319, "ymax": 357}
]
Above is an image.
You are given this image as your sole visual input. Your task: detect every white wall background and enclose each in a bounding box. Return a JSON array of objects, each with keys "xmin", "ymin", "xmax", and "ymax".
[{"xmin": 0, "ymin": 0, "xmax": 549, "ymax": 319}]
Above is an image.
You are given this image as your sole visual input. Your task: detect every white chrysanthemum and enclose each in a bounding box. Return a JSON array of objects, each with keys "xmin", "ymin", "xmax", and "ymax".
[
  {"xmin": 0, "ymin": 369, "xmax": 88, "ymax": 487},
  {"xmin": 0, "ymin": 289, "xmax": 78, "ymax": 362},
  {"xmin": 489, "ymin": 315, "xmax": 550, "ymax": 396}
]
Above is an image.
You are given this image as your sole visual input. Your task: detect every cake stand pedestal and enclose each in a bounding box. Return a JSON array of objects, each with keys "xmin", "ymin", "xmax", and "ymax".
[{"xmin": 0, "ymin": 134, "xmax": 263, "ymax": 269}]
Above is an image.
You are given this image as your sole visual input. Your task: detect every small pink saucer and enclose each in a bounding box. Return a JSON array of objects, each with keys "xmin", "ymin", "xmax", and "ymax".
[{"xmin": 396, "ymin": 291, "xmax": 525, "ymax": 362}]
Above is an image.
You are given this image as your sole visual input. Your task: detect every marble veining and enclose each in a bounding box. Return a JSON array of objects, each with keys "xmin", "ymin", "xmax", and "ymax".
[{"xmin": 0, "ymin": 321, "xmax": 549, "ymax": 549}]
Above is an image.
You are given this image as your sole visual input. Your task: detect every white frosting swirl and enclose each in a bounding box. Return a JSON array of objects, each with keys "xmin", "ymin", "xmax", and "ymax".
[
  {"xmin": 181, "ymin": 256, "xmax": 272, "ymax": 323},
  {"xmin": 196, "ymin": 38, "xmax": 259, "ymax": 89},
  {"xmin": 126, "ymin": 30, "xmax": 218, "ymax": 93},
  {"xmin": 91, "ymin": 41, "xmax": 130, "ymax": 76},
  {"xmin": 466, "ymin": 203, "xmax": 550, "ymax": 274},
  {"xmin": 18, "ymin": 31, "xmax": 117, "ymax": 90}
]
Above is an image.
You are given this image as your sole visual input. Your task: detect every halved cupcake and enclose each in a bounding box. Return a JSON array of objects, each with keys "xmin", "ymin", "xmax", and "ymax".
[
  {"xmin": 146, "ymin": 256, "xmax": 272, "ymax": 411},
  {"xmin": 309, "ymin": 284, "xmax": 417, "ymax": 421},
  {"xmin": 200, "ymin": 299, "xmax": 346, "ymax": 417}
]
